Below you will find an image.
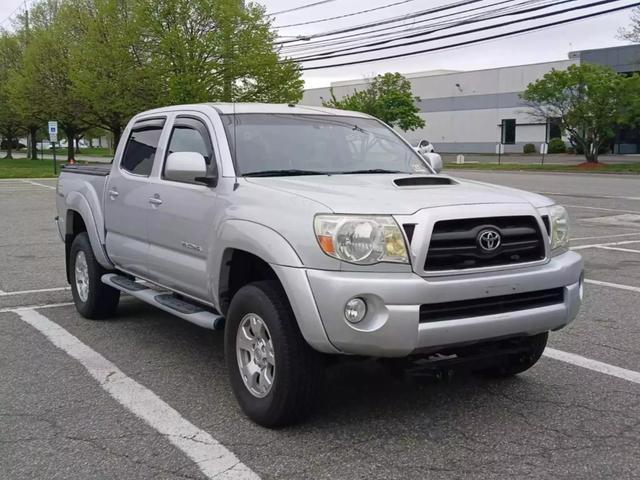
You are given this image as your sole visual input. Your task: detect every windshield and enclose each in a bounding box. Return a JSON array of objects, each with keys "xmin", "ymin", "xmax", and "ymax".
[{"xmin": 221, "ymin": 113, "xmax": 431, "ymax": 176}]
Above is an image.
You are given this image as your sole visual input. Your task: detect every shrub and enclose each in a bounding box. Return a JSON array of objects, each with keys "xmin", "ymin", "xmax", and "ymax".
[
  {"xmin": 548, "ymin": 137, "xmax": 567, "ymax": 154},
  {"xmin": 523, "ymin": 143, "xmax": 536, "ymax": 154}
]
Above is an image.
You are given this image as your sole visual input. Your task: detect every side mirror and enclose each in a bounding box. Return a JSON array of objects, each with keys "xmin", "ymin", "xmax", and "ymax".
[
  {"xmin": 164, "ymin": 152, "xmax": 212, "ymax": 185},
  {"xmin": 424, "ymin": 152, "xmax": 443, "ymax": 174}
]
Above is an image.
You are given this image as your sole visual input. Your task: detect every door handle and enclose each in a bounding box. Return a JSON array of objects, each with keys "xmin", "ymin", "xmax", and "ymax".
[
  {"xmin": 108, "ymin": 189, "xmax": 119, "ymax": 198},
  {"xmin": 149, "ymin": 196, "xmax": 163, "ymax": 206}
]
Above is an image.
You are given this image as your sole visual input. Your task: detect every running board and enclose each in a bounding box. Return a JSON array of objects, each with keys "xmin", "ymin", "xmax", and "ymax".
[{"xmin": 101, "ymin": 274, "xmax": 225, "ymax": 330}]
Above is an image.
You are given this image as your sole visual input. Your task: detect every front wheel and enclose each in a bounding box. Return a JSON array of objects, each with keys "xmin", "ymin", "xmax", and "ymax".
[
  {"xmin": 480, "ymin": 332, "xmax": 548, "ymax": 377},
  {"xmin": 224, "ymin": 281, "xmax": 322, "ymax": 428},
  {"xmin": 69, "ymin": 232, "xmax": 120, "ymax": 319}
]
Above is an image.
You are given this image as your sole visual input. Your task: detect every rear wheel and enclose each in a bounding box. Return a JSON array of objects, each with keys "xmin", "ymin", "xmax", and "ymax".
[
  {"xmin": 225, "ymin": 280, "xmax": 322, "ymax": 428},
  {"xmin": 69, "ymin": 232, "xmax": 120, "ymax": 319},
  {"xmin": 481, "ymin": 332, "xmax": 548, "ymax": 377}
]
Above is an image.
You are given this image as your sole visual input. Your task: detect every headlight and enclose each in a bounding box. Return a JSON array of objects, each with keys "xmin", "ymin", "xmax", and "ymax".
[
  {"xmin": 548, "ymin": 205, "xmax": 570, "ymax": 251},
  {"xmin": 314, "ymin": 214, "xmax": 409, "ymax": 264}
]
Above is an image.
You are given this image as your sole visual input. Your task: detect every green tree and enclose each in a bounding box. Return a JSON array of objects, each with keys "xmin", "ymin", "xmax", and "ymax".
[
  {"xmin": 618, "ymin": 7, "xmax": 640, "ymax": 42},
  {"xmin": 137, "ymin": 0, "xmax": 303, "ymax": 104},
  {"xmin": 522, "ymin": 63, "xmax": 630, "ymax": 163},
  {"xmin": 14, "ymin": 0, "xmax": 92, "ymax": 161},
  {"xmin": 322, "ymin": 73, "xmax": 426, "ymax": 132},
  {"xmin": 62, "ymin": 0, "xmax": 161, "ymax": 147},
  {"xmin": 0, "ymin": 32, "xmax": 22, "ymax": 159}
]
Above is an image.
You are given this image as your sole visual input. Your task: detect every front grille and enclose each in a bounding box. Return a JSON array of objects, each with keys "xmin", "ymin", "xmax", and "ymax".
[
  {"xmin": 424, "ymin": 216, "xmax": 545, "ymax": 271},
  {"xmin": 419, "ymin": 288, "xmax": 564, "ymax": 323}
]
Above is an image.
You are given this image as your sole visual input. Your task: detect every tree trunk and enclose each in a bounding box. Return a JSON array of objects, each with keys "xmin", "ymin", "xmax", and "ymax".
[
  {"xmin": 29, "ymin": 127, "xmax": 38, "ymax": 160},
  {"xmin": 585, "ymin": 141, "xmax": 599, "ymax": 163},
  {"xmin": 75, "ymin": 136, "xmax": 81, "ymax": 154},
  {"xmin": 5, "ymin": 138, "xmax": 13, "ymax": 159},
  {"xmin": 112, "ymin": 125, "xmax": 122, "ymax": 151}
]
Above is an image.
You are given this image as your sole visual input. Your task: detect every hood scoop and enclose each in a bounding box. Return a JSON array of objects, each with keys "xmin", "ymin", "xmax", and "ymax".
[{"xmin": 394, "ymin": 176, "xmax": 456, "ymax": 187}]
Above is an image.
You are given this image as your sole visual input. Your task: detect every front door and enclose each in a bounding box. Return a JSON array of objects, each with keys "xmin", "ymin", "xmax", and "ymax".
[
  {"xmin": 104, "ymin": 117, "xmax": 166, "ymax": 276},
  {"xmin": 145, "ymin": 114, "xmax": 219, "ymax": 302}
]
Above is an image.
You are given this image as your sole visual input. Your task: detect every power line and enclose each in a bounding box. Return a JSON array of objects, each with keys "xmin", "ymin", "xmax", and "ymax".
[
  {"xmin": 290, "ymin": 0, "xmax": 584, "ymax": 62},
  {"xmin": 279, "ymin": 0, "xmax": 554, "ymax": 55},
  {"xmin": 267, "ymin": 0, "xmax": 342, "ymax": 17},
  {"xmin": 275, "ymin": 0, "xmax": 485, "ymax": 44},
  {"xmin": 275, "ymin": 0, "xmax": 420, "ymax": 29},
  {"xmin": 299, "ymin": 1, "xmax": 640, "ymax": 70},
  {"xmin": 0, "ymin": 0, "xmax": 28, "ymax": 28}
]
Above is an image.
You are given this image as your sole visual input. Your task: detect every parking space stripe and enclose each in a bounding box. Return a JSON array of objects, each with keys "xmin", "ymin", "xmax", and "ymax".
[
  {"xmin": 20, "ymin": 179, "xmax": 56, "ymax": 190},
  {"xmin": 544, "ymin": 348, "xmax": 640, "ymax": 385},
  {"xmin": 585, "ymin": 279, "xmax": 640, "ymax": 294},
  {"xmin": 0, "ymin": 286, "xmax": 70, "ymax": 297},
  {"xmin": 595, "ymin": 245, "xmax": 640, "ymax": 254},
  {"xmin": 14, "ymin": 308, "xmax": 259, "ymax": 480},
  {"xmin": 572, "ymin": 232, "xmax": 640, "ymax": 241},
  {"xmin": 540, "ymin": 192, "xmax": 640, "ymax": 201},
  {"xmin": 564, "ymin": 204, "xmax": 640, "ymax": 214},
  {"xmin": 0, "ymin": 302, "xmax": 74, "ymax": 313},
  {"xmin": 571, "ymin": 240, "xmax": 640, "ymax": 251}
]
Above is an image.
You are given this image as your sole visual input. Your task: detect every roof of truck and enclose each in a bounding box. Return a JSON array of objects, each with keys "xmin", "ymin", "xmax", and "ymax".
[
  {"xmin": 208, "ymin": 103, "xmax": 370, "ymax": 117},
  {"xmin": 135, "ymin": 103, "xmax": 372, "ymax": 118}
]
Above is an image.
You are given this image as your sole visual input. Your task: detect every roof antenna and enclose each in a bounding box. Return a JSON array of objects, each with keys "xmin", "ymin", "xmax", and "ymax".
[{"xmin": 232, "ymin": 100, "xmax": 239, "ymax": 191}]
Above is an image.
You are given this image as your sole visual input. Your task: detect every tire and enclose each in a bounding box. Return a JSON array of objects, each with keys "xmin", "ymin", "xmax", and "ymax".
[
  {"xmin": 225, "ymin": 280, "xmax": 322, "ymax": 428},
  {"xmin": 69, "ymin": 232, "xmax": 120, "ymax": 319},
  {"xmin": 481, "ymin": 332, "xmax": 548, "ymax": 377}
]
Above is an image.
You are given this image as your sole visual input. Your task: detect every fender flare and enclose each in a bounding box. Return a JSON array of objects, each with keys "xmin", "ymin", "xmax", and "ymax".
[
  {"xmin": 65, "ymin": 191, "xmax": 113, "ymax": 269},
  {"xmin": 211, "ymin": 220, "xmax": 338, "ymax": 354}
]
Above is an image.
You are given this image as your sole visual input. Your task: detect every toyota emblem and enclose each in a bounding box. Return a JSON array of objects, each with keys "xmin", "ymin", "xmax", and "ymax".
[{"xmin": 477, "ymin": 229, "xmax": 501, "ymax": 252}]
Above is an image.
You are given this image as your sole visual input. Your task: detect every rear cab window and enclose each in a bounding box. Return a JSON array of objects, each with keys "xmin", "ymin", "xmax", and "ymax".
[{"xmin": 120, "ymin": 118, "xmax": 166, "ymax": 176}]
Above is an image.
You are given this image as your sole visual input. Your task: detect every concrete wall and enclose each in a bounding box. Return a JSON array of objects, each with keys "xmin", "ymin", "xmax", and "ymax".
[{"xmin": 301, "ymin": 59, "xmax": 576, "ymax": 153}]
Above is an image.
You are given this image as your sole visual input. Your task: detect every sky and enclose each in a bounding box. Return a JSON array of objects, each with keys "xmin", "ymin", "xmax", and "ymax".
[{"xmin": 1, "ymin": 0, "xmax": 637, "ymax": 88}]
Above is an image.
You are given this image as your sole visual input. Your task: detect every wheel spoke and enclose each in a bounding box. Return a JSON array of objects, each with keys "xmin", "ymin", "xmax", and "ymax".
[
  {"xmin": 236, "ymin": 313, "xmax": 276, "ymax": 398},
  {"xmin": 236, "ymin": 330, "xmax": 254, "ymax": 353}
]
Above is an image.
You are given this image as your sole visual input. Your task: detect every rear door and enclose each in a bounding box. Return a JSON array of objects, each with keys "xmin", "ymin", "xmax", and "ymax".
[
  {"xmin": 145, "ymin": 114, "xmax": 220, "ymax": 301},
  {"xmin": 104, "ymin": 117, "xmax": 166, "ymax": 276}
]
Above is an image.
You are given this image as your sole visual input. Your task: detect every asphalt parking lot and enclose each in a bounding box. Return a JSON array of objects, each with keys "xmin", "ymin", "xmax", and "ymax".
[{"xmin": 1, "ymin": 172, "xmax": 639, "ymax": 480}]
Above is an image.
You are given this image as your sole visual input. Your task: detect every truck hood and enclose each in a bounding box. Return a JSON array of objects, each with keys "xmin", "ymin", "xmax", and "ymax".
[{"xmin": 245, "ymin": 174, "xmax": 554, "ymax": 215}]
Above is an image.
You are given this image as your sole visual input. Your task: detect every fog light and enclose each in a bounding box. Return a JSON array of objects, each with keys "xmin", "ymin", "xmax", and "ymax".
[{"xmin": 344, "ymin": 298, "xmax": 367, "ymax": 323}]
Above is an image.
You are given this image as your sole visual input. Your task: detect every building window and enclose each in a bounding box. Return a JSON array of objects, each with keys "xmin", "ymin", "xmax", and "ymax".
[
  {"xmin": 501, "ymin": 119, "xmax": 516, "ymax": 144},
  {"xmin": 547, "ymin": 118, "xmax": 562, "ymax": 141}
]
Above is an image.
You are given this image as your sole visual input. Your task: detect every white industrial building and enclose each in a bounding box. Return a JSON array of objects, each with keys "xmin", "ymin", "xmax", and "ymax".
[{"xmin": 302, "ymin": 45, "xmax": 640, "ymax": 154}]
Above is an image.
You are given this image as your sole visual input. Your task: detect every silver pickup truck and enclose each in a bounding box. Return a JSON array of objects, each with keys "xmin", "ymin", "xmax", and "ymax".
[{"xmin": 56, "ymin": 103, "xmax": 583, "ymax": 427}]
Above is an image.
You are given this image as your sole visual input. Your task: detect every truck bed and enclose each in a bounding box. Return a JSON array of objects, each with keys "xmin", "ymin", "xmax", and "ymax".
[{"xmin": 61, "ymin": 164, "xmax": 111, "ymax": 176}]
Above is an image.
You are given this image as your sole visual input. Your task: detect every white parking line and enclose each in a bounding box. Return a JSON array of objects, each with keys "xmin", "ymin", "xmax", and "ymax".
[
  {"xmin": 595, "ymin": 245, "xmax": 640, "ymax": 254},
  {"xmin": 0, "ymin": 286, "xmax": 70, "ymax": 297},
  {"xmin": 585, "ymin": 279, "xmax": 640, "ymax": 294},
  {"xmin": 565, "ymin": 204, "xmax": 640, "ymax": 214},
  {"xmin": 540, "ymin": 192, "xmax": 640, "ymax": 201},
  {"xmin": 572, "ymin": 232, "xmax": 640, "ymax": 241},
  {"xmin": 571, "ymin": 240, "xmax": 640, "ymax": 251},
  {"xmin": 20, "ymin": 179, "xmax": 56, "ymax": 190},
  {"xmin": 14, "ymin": 308, "xmax": 259, "ymax": 480},
  {"xmin": 0, "ymin": 302, "xmax": 74, "ymax": 313},
  {"xmin": 543, "ymin": 348, "xmax": 640, "ymax": 385}
]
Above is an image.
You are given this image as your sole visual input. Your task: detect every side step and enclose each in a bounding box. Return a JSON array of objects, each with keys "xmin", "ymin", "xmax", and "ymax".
[{"xmin": 102, "ymin": 274, "xmax": 225, "ymax": 330}]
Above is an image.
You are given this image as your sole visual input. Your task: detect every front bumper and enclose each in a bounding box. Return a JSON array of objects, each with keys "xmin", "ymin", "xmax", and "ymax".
[{"xmin": 292, "ymin": 251, "xmax": 583, "ymax": 357}]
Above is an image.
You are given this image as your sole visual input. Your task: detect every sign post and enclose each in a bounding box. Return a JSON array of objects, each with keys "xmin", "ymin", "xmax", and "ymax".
[
  {"xmin": 48, "ymin": 121, "xmax": 58, "ymax": 175},
  {"xmin": 540, "ymin": 142, "xmax": 549, "ymax": 166},
  {"xmin": 495, "ymin": 143, "xmax": 504, "ymax": 165}
]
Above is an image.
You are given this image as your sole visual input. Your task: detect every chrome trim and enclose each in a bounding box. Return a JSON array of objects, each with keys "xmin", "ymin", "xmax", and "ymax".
[
  {"xmin": 393, "ymin": 204, "xmax": 551, "ymax": 278},
  {"xmin": 114, "ymin": 266, "xmax": 216, "ymax": 309}
]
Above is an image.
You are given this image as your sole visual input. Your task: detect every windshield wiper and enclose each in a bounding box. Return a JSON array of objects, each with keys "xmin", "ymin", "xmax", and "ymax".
[
  {"xmin": 336, "ymin": 169, "xmax": 405, "ymax": 175},
  {"xmin": 242, "ymin": 169, "xmax": 329, "ymax": 177}
]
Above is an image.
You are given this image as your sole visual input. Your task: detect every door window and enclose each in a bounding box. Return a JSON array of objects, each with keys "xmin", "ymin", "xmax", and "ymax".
[{"xmin": 121, "ymin": 119, "xmax": 165, "ymax": 176}]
